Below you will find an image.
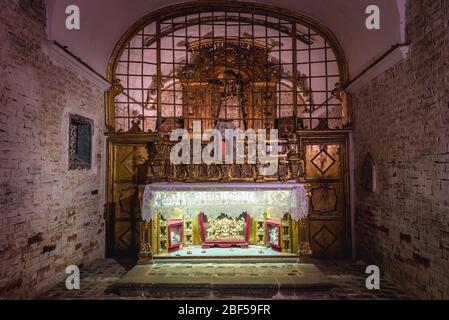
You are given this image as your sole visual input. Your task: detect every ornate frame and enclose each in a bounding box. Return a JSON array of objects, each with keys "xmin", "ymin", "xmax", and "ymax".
[
  {"xmin": 168, "ymin": 219, "xmax": 184, "ymax": 252},
  {"xmin": 266, "ymin": 219, "xmax": 282, "ymax": 251},
  {"xmin": 69, "ymin": 113, "xmax": 94, "ymax": 170}
]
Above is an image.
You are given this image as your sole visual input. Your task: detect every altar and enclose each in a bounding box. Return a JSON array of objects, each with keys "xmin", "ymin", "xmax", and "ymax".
[{"xmin": 139, "ymin": 182, "xmax": 310, "ymax": 260}]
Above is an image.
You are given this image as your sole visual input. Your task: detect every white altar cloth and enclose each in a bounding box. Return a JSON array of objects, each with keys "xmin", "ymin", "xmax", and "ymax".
[{"xmin": 141, "ymin": 182, "xmax": 308, "ymax": 221}]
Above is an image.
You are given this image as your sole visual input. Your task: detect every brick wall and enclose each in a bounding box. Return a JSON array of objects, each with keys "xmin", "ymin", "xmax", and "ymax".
[
  {"xmin": 353, "ymin": 0, "xmax": 449, "ymax": 299},
  {"xmin": 0, "ymin": 0, "xmax": 105, "ymax": 298}
]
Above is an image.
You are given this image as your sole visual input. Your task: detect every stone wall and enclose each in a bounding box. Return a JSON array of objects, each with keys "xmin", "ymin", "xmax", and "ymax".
[
  {"xmin": 353, "ymin": 0, "xmax": 449, "ymax": 299},
  {"xmin": 0, "ymin": 0, "xmax": 106, "ymax": 298}
]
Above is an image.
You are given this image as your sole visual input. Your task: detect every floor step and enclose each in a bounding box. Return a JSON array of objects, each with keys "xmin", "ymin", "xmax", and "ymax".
[
  {"xmin": 111, "ymin": 263, "xmax": 334, "ymax": 298},
  {"xmin": 153, "ymin": 256, "xmax": 299, "ymax": 264}
]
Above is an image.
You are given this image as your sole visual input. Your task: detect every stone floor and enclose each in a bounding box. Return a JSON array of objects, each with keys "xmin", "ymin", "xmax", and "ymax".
[{"xmin": 38, "ymin": 259, "xmax": 413, "ymax": 300}]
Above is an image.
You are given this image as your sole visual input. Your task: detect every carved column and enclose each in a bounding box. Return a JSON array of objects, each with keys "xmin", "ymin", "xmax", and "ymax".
[
  {"xmin": 291, "ymin": 219, "xmax": 300, "ymax": 254},
  {"xmin": 281, "ymin": 213, "xmax": 293, "ymax": 253},
  {"xmin": 298, "ymin": 218, "xmax": 312, "ymax": 257},
  {"xmin": 104, "ymin": 79, "xmax": 124, "ymax": 133},
  {"xmin": 138, "ymin": 220, "xmax": 154, "ymax": 265}
]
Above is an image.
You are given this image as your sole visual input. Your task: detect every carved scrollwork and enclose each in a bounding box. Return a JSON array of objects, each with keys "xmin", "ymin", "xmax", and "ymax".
[
  {"xmin": 147, "ymin": 162, "xmax": 297, "ymax": 183},
  {"xmin": 298, "ymin": 218, "xmax": 313, "ymax": 258},
  {"xmin": 139, "ymin": 242, "xmax": 154, "ymax": 263},
  {"xmin": 139, "ymin": 136, "xmax": 301, "ymax": 183},
  {"xmin": 332, "ymin": 83, "xmax": 351, "ymax": 128},
  {"xmin": 105, "ymin": 79, "xmax": 124, "ymax": 132}
]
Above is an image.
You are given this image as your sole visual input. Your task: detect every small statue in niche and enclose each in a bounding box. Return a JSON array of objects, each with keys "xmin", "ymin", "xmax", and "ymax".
[
  {"xmin": 170, "ymin": 230, "xmax": 181, "ymax": 245},
  {"xmin": 362, "ymin": 153, "xmax": 376, "ymax": 193},
  {"xmin": 129, "ymin": 119, "xmax": 142, "ymax": 133},
  {"xmin": 128, "ymin": 110, "xmax": 142, "ymax": 133},
  {"xmin": 269, "ymin": 226, "xmax": 279, "ymax": 244},
  {"xmin": 332, "ymin": 83, "xmax": 351, "ymax": 128},
  {"xmin": 146, "ymin": 142, "xmax": 157, "ymax": 160}
]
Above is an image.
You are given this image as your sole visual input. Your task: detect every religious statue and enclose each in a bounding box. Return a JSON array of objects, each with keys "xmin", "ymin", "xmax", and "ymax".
[
  {"xmin": 129, "ymin": 118, "xmax": 142, "ymax": 133},
  {"xmin": 170, "ymin": 230, "xmax": 181, "ymax": 245},
  {"xmin": 269, "ymin": 226, "xmax": 279, "ymax": 244}
]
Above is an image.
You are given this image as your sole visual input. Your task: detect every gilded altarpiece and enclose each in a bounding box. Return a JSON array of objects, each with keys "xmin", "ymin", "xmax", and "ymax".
[
  {"xmin": 105, "ymin": 131, "xmax": 351, "ymax": 259},
  {"xmin": 178, "ymin": 38, "xmax": 278, "ymax": 132},
  {"xmin": 104, "ymin": 2, "xmax": 352, "ymax": 260}
]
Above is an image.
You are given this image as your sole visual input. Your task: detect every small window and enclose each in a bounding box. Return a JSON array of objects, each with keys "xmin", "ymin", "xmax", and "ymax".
[{"xmin": 69, "ymin": 114, "xmax": 93, "ymax": 170}]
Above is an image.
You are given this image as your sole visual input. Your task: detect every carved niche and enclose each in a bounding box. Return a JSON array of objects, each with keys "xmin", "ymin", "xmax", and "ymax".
[{"xmin": 361, "ymin": 153, "xmax": 377, "ymax": 193}]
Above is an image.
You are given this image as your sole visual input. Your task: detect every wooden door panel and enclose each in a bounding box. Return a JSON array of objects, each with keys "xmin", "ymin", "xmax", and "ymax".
[
  {"xmin": 308, "ymin": 182, "xmax": 345, "ymax": 218},
  {"xmin": 113, "ymin": 183, "xmax": 138, "ymax": 219},
  {"xmin": 305, "ymin": 143, "xmax": 343, "ymax": 180},
  {"xmin": 114, "ymin": 221, "xmax": 138, "ymax": 252},
  {"xmin": 300, "ymin": 133, "xmax": 350, "ymax": 259},
  {"xmin": 114, "ymin": 145, "xmax": 148, "ymax": 181},
  {"xmin": 309, "ymin": 219, "xmax": 345, "ymax": 258},
  {"xmin": 108, "ymin": 143, "xmax": 148, "ymax": 258}
]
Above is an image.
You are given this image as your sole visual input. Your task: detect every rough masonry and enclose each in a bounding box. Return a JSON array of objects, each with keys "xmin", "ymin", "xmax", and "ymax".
[
  {"xmin": 0, "ymin": 0, "xmax": 105, "ymax": 298},
  {"xmin": 353, "ymin": 0, "xmax": 449, "ymax": 299}
]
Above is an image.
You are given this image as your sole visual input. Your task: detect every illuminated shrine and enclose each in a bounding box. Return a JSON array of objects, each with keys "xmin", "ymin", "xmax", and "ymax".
[
  {"xmin": 140, "ymin": 183, "xmax": 309, "ymax": 257},
  {"xmin": 103, "ymin": 2, "xmax": 352, "ymax": 264}
]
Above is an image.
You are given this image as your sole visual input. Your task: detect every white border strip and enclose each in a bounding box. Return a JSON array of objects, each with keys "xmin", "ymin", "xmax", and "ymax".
[
  {"xmin": 43, "ymin": 41, "xmax": 110, "ymax": 90},
  {"xmin": 346, "ymin": 45, "xmax": 409, "ymax": 93}
]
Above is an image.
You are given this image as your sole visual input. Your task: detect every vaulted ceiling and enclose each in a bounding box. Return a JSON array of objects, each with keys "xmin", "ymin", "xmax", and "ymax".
[{"xmin": 45, "ymin": 0, "xmax": 404, "ymax": 80}]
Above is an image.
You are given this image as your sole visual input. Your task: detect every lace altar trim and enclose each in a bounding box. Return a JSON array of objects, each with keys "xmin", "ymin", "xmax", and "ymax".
[{"xmin": 141, "ymin": 183, "xmax": 308, "ymax": 221}]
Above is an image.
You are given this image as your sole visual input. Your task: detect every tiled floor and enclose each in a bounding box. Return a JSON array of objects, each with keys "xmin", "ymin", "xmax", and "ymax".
[
  {"xmin": 310, "ymin": 260, "xmax": 413, "ymax": 300},
  {"xmin": 38, "ymin": 259, "xmax": 413, "ymax": 300}
]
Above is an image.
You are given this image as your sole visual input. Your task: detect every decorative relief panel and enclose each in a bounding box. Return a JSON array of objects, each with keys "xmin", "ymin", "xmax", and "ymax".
[
  {"xmin": 113, "ymin": 184, "xmax": 138, "ymax": 219},
  {"xmin": 114, "ymin": 221, "xmax": 138, "ymax": 252},
  {"xmin": 311, "ymin": 186, "xmax": 337, "ymax": 214},
  {"xmin": 114, "ymin": 145, "xmax": 149, "ymax": 181},
  {"xmin": 309, "ymin": 220, "xmax": 344, "ymax": 258},
  {"xmin": 308, "ymin": 182, "xmax": 344, "ymax": 217},
  {"xmin": 312, "ymin": 225, "xmax": 337, "ymax": 252},
  {"xmin": 305, "ymin": 144, "xmax": 341, "ymax": 179}
]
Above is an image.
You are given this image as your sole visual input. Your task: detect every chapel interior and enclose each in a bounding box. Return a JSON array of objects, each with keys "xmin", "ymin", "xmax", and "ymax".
[{"xmin": 0, "ymin": 0, "xmax": 448, "ymax": 300}]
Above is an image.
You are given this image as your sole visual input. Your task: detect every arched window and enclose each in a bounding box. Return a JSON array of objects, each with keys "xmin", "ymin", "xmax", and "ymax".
[{"xmin": 107, "ymin": 2, "xmax": 349, "ymax": 134}]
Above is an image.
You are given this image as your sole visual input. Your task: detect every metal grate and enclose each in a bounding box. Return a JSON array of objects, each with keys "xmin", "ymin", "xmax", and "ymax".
[{"xmin": 112, "ymin": 10, "xmax": 343, "ymax": 133}]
